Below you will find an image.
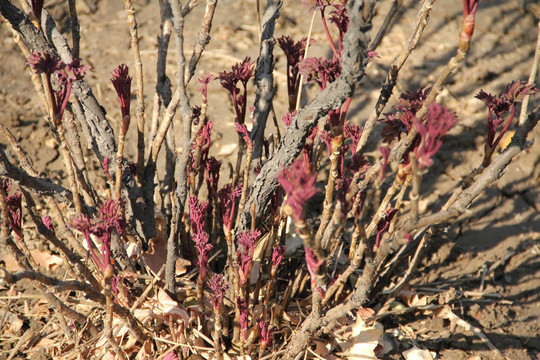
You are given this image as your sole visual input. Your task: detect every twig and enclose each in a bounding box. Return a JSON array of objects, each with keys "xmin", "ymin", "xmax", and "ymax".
[
  {"xmin": 6, "ymin": 329, "xmax": 34, "ymax": 360},
  {"xmin": 165, "ymin": 0, "xmax": 195, "ymax": 293},
  {"xmin": 0, "ymin": 268, "xmax": 147, "ymax": 342},
  {"xmin": 238, "ymin": 0, "xmax": 376, "ymax": 234},
  {"xmin": 438, "ymin": 306, "xmax": 505, "ymax": 358},
  {"xmin": 185, "ymin": 0, "xmax": 218, "ymax": 84},
  {"xmin": 370, "ymin": 0, "xmax": 404, "ymax": 51},
  {"xmin": 21, "ymin": 188, "xmax": 102, "ymax": 291},
  {"xmin": 295, "ymin": 11, "xmax": 316, "ymax": 111},
  {"xmin": 130, "ymin": 265, "xmax": 165, "ymax": 312},
  {"xmin": 149, "ymin": 0, "xmax": 216, "ymax": 164},
  {"xmin": 124, "ymin": 0, "xmax": 146, "ymax": 180},
  {"xmin": 519, "ymin": 20, "xmax": 540, "ymax": 126},
  {"xmin": 0, "ymin": 0, "xmax": 155, "ymax": 238},
  {"xmin": 315, "ymin": 135, "xmax": 343, "ymax": 245},
  {"xmin": 250, "ymin": 0, "xmax": 282, "ymax": 165},
  {"xmin": 67, "ymin": 0, "xmax": 80, "ymax": 59},
  {"xmin": 0, "ymin": 148, "xmax": 76, "ymax": 204},
  {"xmin": 356, "ymin": 0, "xmax": 435, "ymax": 154}
]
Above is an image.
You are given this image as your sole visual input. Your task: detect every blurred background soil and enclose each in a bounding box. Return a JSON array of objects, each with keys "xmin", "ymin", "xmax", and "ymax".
[{"xmin": 1, "ymin": 0, "xmax": 540, "ymax": 358}]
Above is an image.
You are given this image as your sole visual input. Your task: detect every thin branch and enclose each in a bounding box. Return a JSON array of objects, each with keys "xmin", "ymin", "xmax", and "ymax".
[
  {"xmin": 67, "ymin": 0, "xmax": 80, "ymax": 58},
  {"xmin": 0, "ymin": 0, "xmax": 156, "ymax": 239},
  {"xmin": 185, "ymin": 0, "xmax": 218, "ymax": 84},
  {"xmin": 370, "ymin": 0, "xmax": 403, "ymax": 51},
  {"xmin": 238, "ymin": 0, "xmax": 376, "ymax": 233},
  {"xmin": 166, "ymin": 0, "xmax": 194, "ymax": 293},
  {"xmin": 278, "ymin": 0, "xmax": 378, "ymax": 357},
  {"xmin": 519, "ymin": 19, "xmax": 540, "ymax": 126},
  {"xmin": 0, "ymin": 268, "xmax": 147, "ymax": 342},
  {"xmin": 356, "ymin": 0, "xmax": 435, "ymax": 154},
  {"xmin": 250, "ymin": 0, "xmax": 282, "ymax": 165},
  {"xmin": 124, "ymin": 0, "xmax": 146, "ymax": 180},
  {"xmin": 0, "ymin": 148, "xmax": 75, "ymax": 203}
]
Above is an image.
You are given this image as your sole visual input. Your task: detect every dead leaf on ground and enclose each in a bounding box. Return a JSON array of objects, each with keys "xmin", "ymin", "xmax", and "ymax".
[
  {"xmin": 402, "ymin": 346, "xmax": 435, "ymax": 360},
  {"xmin": 157, "ymin": 288, "xmax": 189, "ymax": 323},
  {"xmin": 0, "ymin": 253, "xmax": 23, "ymax": 272},
  {"xmin": 30, "ymin": 249, "xmax": 63, "ymax": 270},
  {"xmin": 0, "ymin": 310, "xmax": 24, "ymax": 334},
  {"xmin": 340, "ymin": 319, "xmax": 384, "ymax": 359}
]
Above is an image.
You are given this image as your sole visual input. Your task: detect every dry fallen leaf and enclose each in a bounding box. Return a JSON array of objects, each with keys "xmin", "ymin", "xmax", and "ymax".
[
  {"xmin": 341, "ymin": 319, "xmax": 384, "ymax": 359},
  {"xmin": 30, "ymin": 249, "xmax": 63, "ymax": 270},
  {"xmin": 0, "ymin": 310, "xmax": 24, "ymax": 334},
  {"xmin": 0, "ymin": 253, "xmax": 23, "ymax": 272},
  {"xmin": 157, "ymin": 288, "xmax": 189, "ymax": 323},
  {"xmin": 402, "ymin": 346, "xmax": 435, "ymax": 360},
  {"xmin": 135, "ymin": 339, "xmax": 154, "ymax": 360}
]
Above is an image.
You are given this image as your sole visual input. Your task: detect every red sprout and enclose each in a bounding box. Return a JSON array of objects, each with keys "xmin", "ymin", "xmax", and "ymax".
[
  {"xmin": 257, "ymin": 318, "xmax": 273, "ymax": 350},
  {"xmin": 218, "ymin": 184, "xmax": 242, "ymax": 233},
  {"xmin": 209, "ymin": 273, "xmax": 228, "ymax": 310},
  {"xmin": 237, "ymin": 297, "xmax": 249, "ymax": 340},
  {"xmin": 6, "ymin": 188, "xmax": 23, "ymax": 240},
  {"xmin": 111, "ymin": 64, "xmax": 132, "ymax": 119},
  {"xmin": 189, "ymin": 196, "xmax": 208, "ymax": 235},
  {"xmin": 194, "ymin": 231, "xmax": 213, "ymax": 280},
  {"xmin": 42, "ymin": 215, "xmax": 54, "ymax": 234},
  {"xmin": 379, "ymin": 146, "xmax": 390, "ymax": 179},
  {"xmin": 299, "ymin": 56, "xmax": 341, "ymax": 90},
  {"xmin": 476, "ymin": 81, "xmax": 537, "ymax": 165},
  {"xmin": 277, "ymin": 157, "xmax": 319, "ymax": 221},
  {"xmin": 374, "ymin": 208, "xmax": 398, "ymax": 250},
  {"xmin": 236, "ymin": 229, "xmax": 260, "ymax": 285},
  {"xmin": 413, "ymin": 103, "xmax": 458, "ymax": 169}
]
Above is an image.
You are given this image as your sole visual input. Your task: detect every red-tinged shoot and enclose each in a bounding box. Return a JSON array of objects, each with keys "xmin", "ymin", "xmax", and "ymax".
[
  {"xmin": 199, "ymin": 73, "xmax": 214, "ymax": 104},
  {"xmin": 70, "ymin": 199, "xmax": 125, "ymax": 274},
  {"xmin": 205, "ymin": 157, "xmax": 222, "ymax": 197},
  {"xmin": 476, "ymin": 81, "xmax": 537, "ymax": 166},
  {"xmin": 380, "ymin": 88, "xmax": 431, "ymax": 144},
  {"xmin": 379, "ymin": 145, "xmax": 390, "ymax": 180},
  {"xmin": 374, "ymin": 208, "xmax": 398, "ymax": 250},
  {"xmin": 277, "ymin": 36, "xmax": 311, "ymax": 111},
  {"xmin": 328, "ymin": 4, "xmax": 348, "ymax": 52},
  {"xmin": 305, "ymin": 248, "xmax": 324, "ymax": 286},
  {"xmin": 271, "ymin": 245, "xmax": 286, "ymax": 274},
  {"xmin": 282, "ymin": 111, "xmax": 297, "ymax": 127},
  {"xmin": 27, "ymin": 51, "xmax": 64, "ymax": 75},
  {"xmin": 413, "ymin": 103, "xmax": 458, "ymax": 169},
  {"xmin": 257, "ymin": 318, "xmax": 273, "ymax": 350},
  {"xmin": 189, "ymin": 196, "xmax": 208, "ymax": 235},
  {"xmin": 42, "ymin": 215, "xmax": 55, "ymax": 234},
  {"xmin": 237, "ymin": 296, "xmax": 249, "ymax": 340},
  {"xmin": 217, "ymin": 57, "xmax": 254, "ymax": 125},
  {"xmin": 299, "ymin": 57, "xmax": 341, "ymax": 91},
  {"xmin": 235, "ymin": 123, "xmax": 253, "ymax": 149},
  {"xmin": 3, "ymin": 181, "xmax": 22, "ymax": 241},
  {"xmin": 163, "ymin": 351, "xmax": 179, "ymax": 360},
  {"xmin": 218, "ymin": 184, "xmax": 242, "ymax": 234},
  {"xmin": 236, "ymin": 229, "xmax": 260, "ymax": 286},
  {"xmin": 460, "ymin": 0, "xmax": 480, "ymax": 52},
  {"xmin": 209, "ymin": 273, "xmax": 228, "ymax": 310},
  {"xmin": 344, "ymin": 122, "xmax": 362, "ymax": 154},
  {"xmin": 27, "ymin": 52, "xmax": 90, "ymax": 125},
  {"xmin": 277, "ymin": 157, "xmax": 319, "ymax": 221},
  {"xmin": 194, "ymin": 231, "xmax": 213, "ymax": 280},
  {"xmin": 111, "ymin": 64, "xmax": 132, "ymax": 122}
]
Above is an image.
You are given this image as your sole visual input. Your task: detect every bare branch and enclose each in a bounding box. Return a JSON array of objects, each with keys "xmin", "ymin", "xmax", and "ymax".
[
  {"xmin": 250, "ymin": 0, "xmax": 282, "ymax": 165},
  {"xmin": 239, "ymin": 0, "xmax": 376, "ymax": 233}
]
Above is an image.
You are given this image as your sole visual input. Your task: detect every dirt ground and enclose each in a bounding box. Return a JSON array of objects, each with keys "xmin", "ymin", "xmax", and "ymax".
[{"xmin": 1, "ymin": 0, "xmax": 540, "ymax": 359}]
